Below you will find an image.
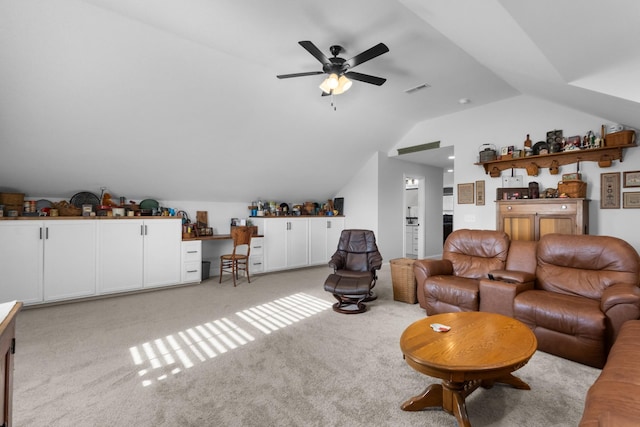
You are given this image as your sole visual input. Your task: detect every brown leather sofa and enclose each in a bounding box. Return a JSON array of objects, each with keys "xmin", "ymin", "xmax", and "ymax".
[
  {"xmin": 415, "ymin": 231, "xmax": 640, "ymax": 369},
  {"xmin": 579, "ymin": 319, "xmax": 640, "ymax": 426}
]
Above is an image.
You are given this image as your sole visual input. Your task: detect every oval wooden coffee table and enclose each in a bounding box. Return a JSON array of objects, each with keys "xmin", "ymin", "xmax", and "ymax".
[{"xmin": 400, "ymin": 312, "xmax": 537, "ymax": 427}]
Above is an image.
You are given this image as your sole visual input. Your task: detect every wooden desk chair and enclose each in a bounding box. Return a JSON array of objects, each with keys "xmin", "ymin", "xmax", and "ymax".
[{"xmin": 219, "ymin": 226, "xmax": 252, "ymax": 286}]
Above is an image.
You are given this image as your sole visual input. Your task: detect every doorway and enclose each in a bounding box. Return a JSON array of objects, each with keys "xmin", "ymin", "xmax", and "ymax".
[{"xmin": 404, "ymin": 175, "xmax": 424, "ymax": 259}]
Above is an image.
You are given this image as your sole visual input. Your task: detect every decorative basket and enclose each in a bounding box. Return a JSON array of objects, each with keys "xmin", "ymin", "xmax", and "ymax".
[
  {"xmin": 390, "ymin": 258, "xmax": 417, "ymax": 304},
  {"xmin": 0, "ymin": 192, "xmax": 25, "ymax": 214},
  {"xmin": 605, "ymin": 130, "xmax": 635, "ymax": 147},
  {"xmin": 557, "ymin": 180, "xmax": 587, "ymax": 198},
  {"xmin": 52, "ymin": 200, "xmax": 82, "ymax": 216}
]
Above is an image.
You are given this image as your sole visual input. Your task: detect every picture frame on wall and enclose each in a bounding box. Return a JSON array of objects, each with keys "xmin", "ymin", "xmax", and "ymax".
[
  {"xmin": 623, "ymin": 192, "xmax": 640, "ymax": 208},
  {"xmin": 623, "ymin": 171, "xmax": 640, "ymax": 188},
  {"xmin": 475, "ymin": 180, "xmax": 485, "ymax": 206},
  {"xmin": 600, "ymin": 172, "xmax": 620, "ymax": 209},
  {"xmin": 457, "ymin": 183, "xmax": 474, "ymax": 204}
]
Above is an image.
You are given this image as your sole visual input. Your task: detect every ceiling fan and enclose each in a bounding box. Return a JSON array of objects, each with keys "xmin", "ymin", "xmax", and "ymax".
[{"xmin": 277, "ymin": 41, "xmax": 389, "ymax": 96}]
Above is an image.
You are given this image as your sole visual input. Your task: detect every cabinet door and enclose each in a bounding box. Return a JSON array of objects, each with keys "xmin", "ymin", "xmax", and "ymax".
[
  {"xmin": 538, "ymin": 216, "xmax": 576, "ymax": 239},
  {"xmin": 501, "ymin": 214, "xmax": 536, "ymax": 241},
  {"xmin": 143, "ymin": 220, "xmax": 181, "ymax": 288},
  {"xmin": 286, "ymin": 219, "xmax": 308, "ymax": 268},
  {"xmin": 325, "ymin": 218, "xmax": 344, "ymax": 261},
  {"xmin": 309, "ymin": 219, "xmax": 328, "ymax": 265},
  {"xmin": 262, "ymin": 219, "xmax": 287, "ymax": 271},
  {"xmin": 0, "ymin": 222, "xmax": 43, "ymax": 304},
  {"xmin": 44, "ymin": 221, "xmax": 97, "ymax": 301},
  {"xmin": 97, "ymin": 220, "xmax": 144, "ymax": 293}
]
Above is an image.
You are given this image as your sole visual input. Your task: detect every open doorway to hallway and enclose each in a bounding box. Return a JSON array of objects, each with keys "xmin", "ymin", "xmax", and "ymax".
[{"xmin": 404, "ymin": 175, "xmax": 424, "ymax": 259}]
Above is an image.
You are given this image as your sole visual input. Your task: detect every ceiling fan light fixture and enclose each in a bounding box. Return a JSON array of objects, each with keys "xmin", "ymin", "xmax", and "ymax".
[{"xmin": 332, "ymin": 75, "xmax": 352, "ymax": 95}]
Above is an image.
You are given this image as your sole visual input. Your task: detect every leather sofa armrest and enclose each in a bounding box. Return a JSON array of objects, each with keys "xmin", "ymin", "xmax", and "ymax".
[
  {"xmin": 601, "ymin": 283, "xmax": 640, "ymax": 341},
  {"xmin": 489, "ymin": 269, "xmax": 536, "ymax": 284},
  {"xmin": 413, "ymin": 259, "xmax": 453, "ymax": 309},
  {"xmin": 479, "ymin": 278, "xmax": 534, "ymax": 318}
]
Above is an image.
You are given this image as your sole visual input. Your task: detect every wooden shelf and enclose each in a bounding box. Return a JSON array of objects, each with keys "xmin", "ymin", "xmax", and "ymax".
[{"xmin": 476, "ymin": 144, "xmax": 636, "ymax": 177}]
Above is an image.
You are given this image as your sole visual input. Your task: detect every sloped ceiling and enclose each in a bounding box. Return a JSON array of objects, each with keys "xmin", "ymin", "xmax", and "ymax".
[{"xmin": 1, "ymin": 0, "xmax": 638, "ymax": 203}]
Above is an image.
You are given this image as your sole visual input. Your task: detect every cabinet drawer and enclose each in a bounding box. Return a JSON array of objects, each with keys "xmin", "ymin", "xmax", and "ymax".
[
  {"xmin": 250, "ymin": 237, "xmax": 264, "ymax": 256},
  {"xmin": 183, "ymin": 261, "xmax": 201, "ymax": 283},
  {"xmin": 182, "ymin": 241, "xmax": 202, "ymax": 262},
  {"xmin": 249, "ymin": 255, "xmax": 264, "ymax": 273},
  {"xmin": 499, "ymin": 202, "xmax": 577, "ymax": 215}
]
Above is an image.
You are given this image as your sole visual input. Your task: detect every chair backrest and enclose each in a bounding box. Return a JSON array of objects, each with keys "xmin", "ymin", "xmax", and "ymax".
[
  {"xmin": 443, "ymin": 229, "xmax": 510, "ymax": 279},
  {"xmin": 231, "ymin": 226, "xmax": 252, "ymax": 256},
  {"xmin": 536, "ymin": 233, "xmax": 640, "ymax": 299},
  {"xmin": 331, "ymin": 229, "xmax": 383, "ymax": 272}
]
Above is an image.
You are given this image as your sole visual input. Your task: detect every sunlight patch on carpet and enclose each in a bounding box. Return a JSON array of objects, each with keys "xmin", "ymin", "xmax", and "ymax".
[{"xmin": 129, "ymin": 292, "xmax": 332, "ymax": 386}]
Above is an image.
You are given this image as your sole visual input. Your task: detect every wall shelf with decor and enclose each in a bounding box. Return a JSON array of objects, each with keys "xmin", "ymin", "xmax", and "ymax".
[{"xmin": 476, "ymin": 144, "xmax": 636, "ymax": 177}]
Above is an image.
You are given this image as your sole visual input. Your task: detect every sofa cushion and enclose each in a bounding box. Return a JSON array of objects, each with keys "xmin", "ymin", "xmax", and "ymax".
[
  {"xmin": 537, "ymin": 234, "xmax": 640, "ymax": 299},
  {"xmin": 444, "ymin": 229, "xmax": 509, "ymax": 279},
  {"xmin": 515, "ymin": 290, "xmax": 606, "ymax": 367},
  {"xmin": 425, "ymin": 275, "xmax": 479, "ymax": 312}
]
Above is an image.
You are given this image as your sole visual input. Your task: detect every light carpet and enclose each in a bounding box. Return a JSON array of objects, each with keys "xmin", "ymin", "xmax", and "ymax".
[{"xmin": 14, "ymin": 265, "xmax": 600, "ymax": 426}]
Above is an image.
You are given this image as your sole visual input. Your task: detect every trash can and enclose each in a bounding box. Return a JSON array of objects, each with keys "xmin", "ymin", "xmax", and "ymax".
[
  {"xmin": 390, "ymin": 258, "xmax": 417, "ymax": 304},
  {"xmin": 202, "ymin": 261, "xmax": 211, "ymax": 281}
]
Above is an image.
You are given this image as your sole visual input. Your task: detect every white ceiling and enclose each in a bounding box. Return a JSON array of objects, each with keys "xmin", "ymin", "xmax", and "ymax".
[{"xmin": 1, "ymin": 0, "xmax": 639, "ymax": 203}]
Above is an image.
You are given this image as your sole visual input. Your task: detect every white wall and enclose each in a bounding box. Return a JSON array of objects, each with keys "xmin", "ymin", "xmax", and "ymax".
[
  {"xmin": 336, "ymin": 152, "xmax": 379, "ymax": 234},
  {"xmin": 393, "ymin": 94, "xmax": 640, "ymax": 251}
]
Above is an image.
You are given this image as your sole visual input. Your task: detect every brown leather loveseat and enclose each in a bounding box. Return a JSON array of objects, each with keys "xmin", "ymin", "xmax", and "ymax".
[{"xmin": 414, "ymin": 230, "xmax": 640, "ymax": 369}]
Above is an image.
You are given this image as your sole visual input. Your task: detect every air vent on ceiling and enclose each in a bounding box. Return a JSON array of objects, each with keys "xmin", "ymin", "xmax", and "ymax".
[{"xmin": 404, "ymin": 83, "xmax": 431, "ymax": 94}]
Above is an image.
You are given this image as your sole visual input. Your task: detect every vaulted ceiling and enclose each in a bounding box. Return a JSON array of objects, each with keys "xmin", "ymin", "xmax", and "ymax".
[{"xmin": 1, "ymin": 0, "xmax": 639, "ymax": 203}]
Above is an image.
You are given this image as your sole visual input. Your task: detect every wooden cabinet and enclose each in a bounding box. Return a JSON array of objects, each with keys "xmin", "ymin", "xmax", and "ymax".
[
  {"xmin": 0, "ymin": 301, "xmax": 21, "ymax": 427},
  {"xmin": 309, "ymin": 217, "xmax": 345, "ymax": 265},
  {"xmin": 0, "ymin": 221, "xmax": 96, "ymax": 304},
  {"xmin": 496, "ymin": 198, "xmax": 589, "ymax": 241}
]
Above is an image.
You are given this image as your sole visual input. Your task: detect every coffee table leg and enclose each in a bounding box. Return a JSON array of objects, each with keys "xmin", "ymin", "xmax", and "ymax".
[
  {"xmin": 401, "ymin": 383, "xmax": 443, "ymax": 411},
  {"xmin": 481, "ymin": 373, "xmax": 530, "ymax": 391}
]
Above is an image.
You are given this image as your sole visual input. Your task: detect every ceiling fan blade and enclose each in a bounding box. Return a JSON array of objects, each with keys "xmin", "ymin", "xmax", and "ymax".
[
  {"xmin": 345, "ymin": 71, "xmax": 387, "ymax": 86},
  {"xmin": 277, "ymin": 71, "xmax": 324, "ymax": 79},
  {"xmin": 345, "ymin": 43, "xmax": 389, "ymax": 68},
  {"xmin": 298, "ymin": 40, "xmax": 330, "ymax": 65}
]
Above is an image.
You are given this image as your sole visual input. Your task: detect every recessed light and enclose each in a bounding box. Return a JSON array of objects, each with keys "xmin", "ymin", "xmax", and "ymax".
[
  {"xmin": 458, "ymin": 98, "xmax": 471, "ymax": 104},
  {"xmin": 448, "ymin": 155, "xmax": 455, "ymax": 160},
  {"xmin": 447, "ymin": 169, "xmax": 454, "ymax": 173}
]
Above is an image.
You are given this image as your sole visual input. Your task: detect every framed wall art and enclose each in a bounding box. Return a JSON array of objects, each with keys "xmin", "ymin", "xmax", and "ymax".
[
  {"xmin": 623, "ymin": 171, "xmax": 640, "ymax": 188},
  {"xmin": 623, "ymin": 192, "xmax": 640, "ymax": 208},
  {"xmin": 457, "ymin": 183, "xmax": 474, "ymax": 204},
  {"xmin": 600, "ymin": 172, "xmax": 620, "ymax": 209},
  {"xmin": 475, "ymin": 180, "xmax": 485, "ymax": 205}
]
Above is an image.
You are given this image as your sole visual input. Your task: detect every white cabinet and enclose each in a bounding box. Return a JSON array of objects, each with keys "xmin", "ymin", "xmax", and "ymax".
[
  {"xmin": 249, "ymin": 237, "xmax": 264, "ymax": 274},
  {"xmin": 0, "ymin": 222, "xmax": 44, "ymax": 304},
  {"xmin": 181, "ymin": 240, "xmax": 202, "ymax": 284},
  {"xmin": 97, "ymin": 219, "xmax": 181, "ymax": 291},
  {"xmin": 309, "ymin": 217, "xmax": 345, "ymax": 265},
  {"xmin": 142, "ymin": 220, "xmax": 182, "ymax": 288},
  {"xmin": 98, "ymin": 219, "xmax": 144, "ymax": 294},
  {"xmin": 253, "ymin": 218, "xmax": 309, "ymax": 272},
  {"xmin": 0, "ymin": 220, "xmax": 96, "ymax": 304},
  {"xmin": 43, "ymin": 221, "xmax": 97, "ymax": 301},
  {"xmin": 405, "ymin": 225, "xmax": 419, "ymax": 257}
]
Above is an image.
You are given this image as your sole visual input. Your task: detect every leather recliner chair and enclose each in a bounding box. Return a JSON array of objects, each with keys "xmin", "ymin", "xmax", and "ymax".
[
  {"xmin": 413, "ymin": 229, "xmax": 510, "ymax": 315},
  {"xmin": 323, "ymin": 229, "xmax": 383, "ymax": 313}
]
